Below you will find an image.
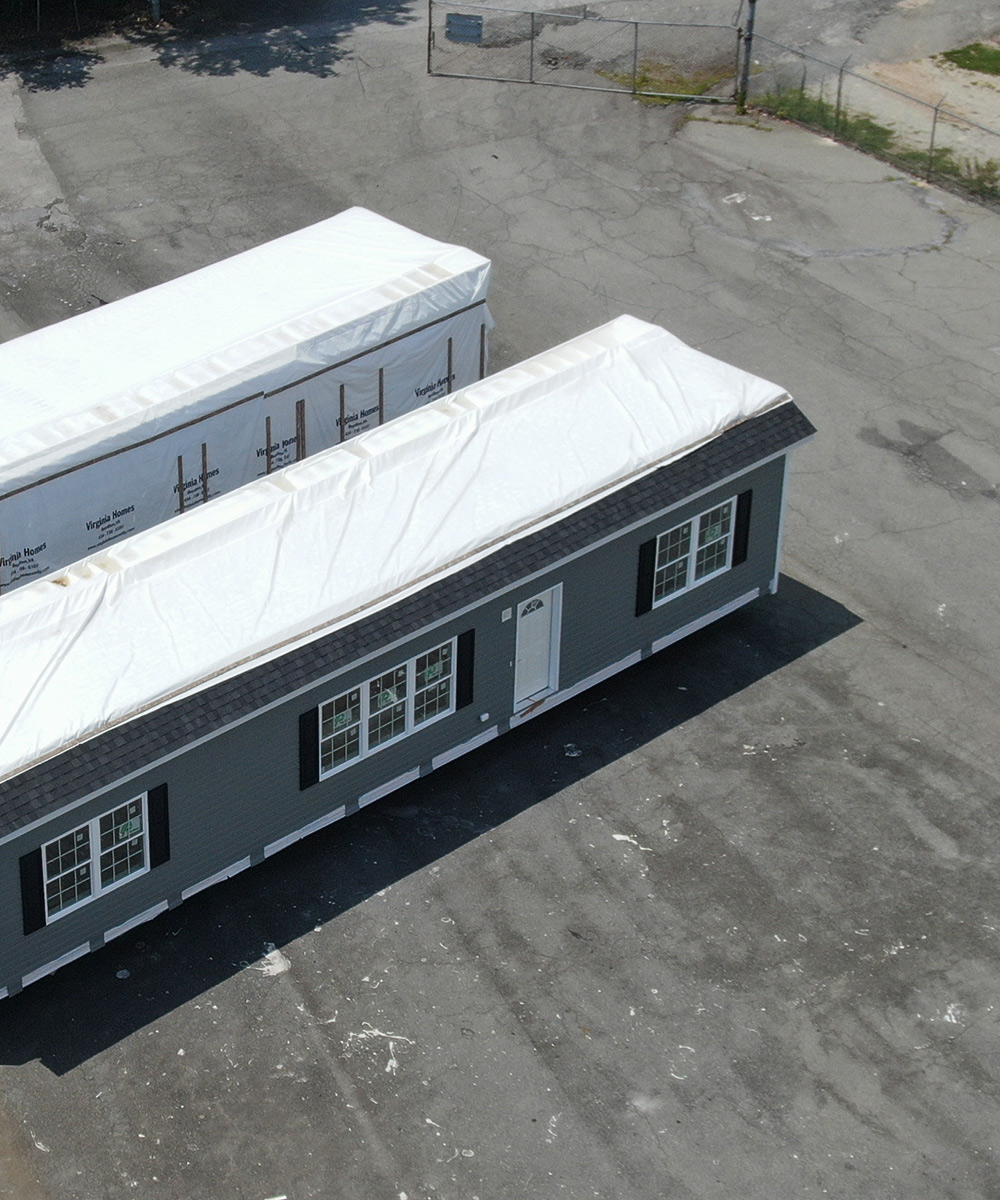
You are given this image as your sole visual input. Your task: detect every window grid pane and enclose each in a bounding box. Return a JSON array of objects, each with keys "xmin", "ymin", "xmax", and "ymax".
[
  {"xmin": 320, "ymin": 689, "xmax": 361, "ymax": 771},
  {"xmin": 43, "ymin": 795, "xmax": 149, "ymax": 920},
  {"xmin": 695, "ymin": 538, "xmax": 729, "ymax": 579},
  {"xmin": 44, "ymin": 825, "xmax": 92, "ymax": 917},
  {"xmin": 100, "ymin": 838, "xmax": 146, "ymax": 888},
  {"xmin": 45, "ymin": 828, "xmax": 90, "ymax": 878},
  {"xmin": 414, "ymin": 645, "xmax": 454, "ymax": 725},
  {"xmin": 656, "ymin": 524, "xmax": 690, "ymax": 567},
  {"xmin": 415, "ymin": 643, "xmax": 452, "ymax": 692},
  {"xmin": 651, "ymin": 500, "xmax": 736, "ymax": 605},
  {"xmin": 694, "ymin": 502, "xmax": 733, "ymax": 580},
  {"xmin": 46, "ymin": 862, "xmax": 92, "ymax": 915},
  {"xmin": 369, "ymin": 701, "xmax": 407, "ymax": 748},
  {"xmin": 99, "ymin": 800, "xmax": 143, "ymax": 854},
  {"xmin": 319, "ymin": 640, "xmax": 457, "ymax": 777},
  {"xmin": 653, "ymin": 556, "xmax": 689, "ymax": 602},
  {"xmin": 98, "ymin": 800, "xmax": 146, "ymax": 889},
  {"xmin": 369, "ymin": 668, "xmax": 407, "ymax": 714},
  {"xmin": 414, "ymin": 677, "xmax": 453, "ymax": 725},
  {"xmin": 697, "ymin": 503, "xmax": 732, "ymax": 548}
]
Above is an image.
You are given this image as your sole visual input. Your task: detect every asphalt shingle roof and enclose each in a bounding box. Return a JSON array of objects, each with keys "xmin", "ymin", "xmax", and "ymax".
[{"xmin": 0, "ymin": 402, "xmax": 814, "ymax": 839}]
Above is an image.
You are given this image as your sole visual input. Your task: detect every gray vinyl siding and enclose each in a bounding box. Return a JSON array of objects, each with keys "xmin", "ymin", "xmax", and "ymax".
[{"xmin": 0, "ymin": 449, "xmax": 794, "ymax": 996}]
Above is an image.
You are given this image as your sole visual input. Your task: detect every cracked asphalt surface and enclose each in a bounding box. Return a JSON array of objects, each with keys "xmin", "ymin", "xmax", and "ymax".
[{"xmin": 1, "ymin": 2, "xmax": 999, "ymax": 1197}]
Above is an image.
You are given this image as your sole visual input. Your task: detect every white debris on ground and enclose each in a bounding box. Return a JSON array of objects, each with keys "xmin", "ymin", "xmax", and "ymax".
[
  {"xmin": 612, "ymin": 833, "xmax": 653, "ymax": 850},
  {"xmin": 252, "ymin": 943, "xmax": 291, "ymax": 976},
  {"xmin": 343, "ymin": 1023, "xmax": 416, "ymax": 1077}
]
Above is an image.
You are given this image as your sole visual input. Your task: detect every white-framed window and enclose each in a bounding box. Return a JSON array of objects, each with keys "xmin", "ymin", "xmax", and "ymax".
[
  {"xmin": 319, "ymin": 638, "xmax": 456, "ymax": 778},
  {"xmin": 42, "ymin": 795, "xmax": 149, "ymax": 921},
  {"xmin": 653, "ymin": 498, "xmax": 736, "ymax": 605}
]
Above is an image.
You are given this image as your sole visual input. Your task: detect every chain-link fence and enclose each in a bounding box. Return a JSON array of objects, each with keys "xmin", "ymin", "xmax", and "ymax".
[
  {"xmin": 428, "ymin": 1, "xmax": 741, "ymax": 102},
  {"xmin": 748, "ymin": 37, "xmax": 1000, "ymax": 205},
  {"xmin": 428, "ymin": 3, "xmax": 1000, "ymax": 207}
]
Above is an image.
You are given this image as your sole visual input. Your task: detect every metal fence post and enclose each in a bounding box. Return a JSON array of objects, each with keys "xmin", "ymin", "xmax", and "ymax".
[
  {"xmin": 736, "ymin": 0, "xmax": 756, "ymax": 113},
  {"xmin": 928, "ymin": 96, "xmax": 944, "ymax": 180},
  {"xmin": 529, "ymin": 11, "xmax": 535, "ymax": 83},
  {"xmin": 632, "ymin": 21, "xmax": 639, "ymax": 94},
  {"xmin": 427, "ymin": 0, "xmax": 434, "ymax": 74},
  {"xmin": 834, "ymin": 55, "xmax": 850, "ymax": 138}
]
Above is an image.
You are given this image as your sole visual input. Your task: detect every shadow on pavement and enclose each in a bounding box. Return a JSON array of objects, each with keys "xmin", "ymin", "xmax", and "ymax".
[
  {"xmin": 0, "ymin": 574, "xmax": 860, "ymax": 1074},
  {"xmin": 0, "ymin": 0, "xmax": 415, "ymax": 89}
]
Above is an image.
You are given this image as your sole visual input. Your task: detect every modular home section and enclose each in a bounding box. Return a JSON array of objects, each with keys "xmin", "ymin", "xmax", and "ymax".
[
  {"xmin": 0, "ymin": 207, "xmax": 491, "ymax": 591},
  {"xmin": 0, "ymin": 317, "xmax": 813, "ymax": 997}
]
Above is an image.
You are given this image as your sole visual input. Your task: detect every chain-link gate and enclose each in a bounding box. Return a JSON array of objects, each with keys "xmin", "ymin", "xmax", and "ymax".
[{"xmin": 428, "ymin": 1, "xmax": 741, "ymax": 103}]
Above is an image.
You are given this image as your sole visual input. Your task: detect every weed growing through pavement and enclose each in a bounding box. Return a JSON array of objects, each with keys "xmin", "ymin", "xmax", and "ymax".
[
  {"xmin": 754, "ymin": 85, "xmax": 1000, "ymax": 205},
  {"xmin": 602, "ymin": 59, "xmax": 729, "ymax": 104}
]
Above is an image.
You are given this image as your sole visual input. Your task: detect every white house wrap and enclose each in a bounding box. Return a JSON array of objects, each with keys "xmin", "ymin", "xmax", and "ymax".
[
  {"xmin": 0, "ymin": 316, "xmax": 790, "ymax": 784},
  {"xmin": 0, "ymin": 207, "xmax": 492, "ymax": 591}
]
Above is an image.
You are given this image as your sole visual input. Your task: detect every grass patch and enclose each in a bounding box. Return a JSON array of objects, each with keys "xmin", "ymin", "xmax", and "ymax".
[
  {"xmin": 940, "ymin": 42, "xmax": 1000, "ymax": 76},
  {"xmin": 602, "ymin": 59, "xmax": 730, "ymax": 103},
  {"xmin": 758, "ymin": 87, "xmax": 895, "ymax": 154},
  {"xmin": 755, "ymin": 85, "xmax": 1000, "ymax": 205},
  {"xmin": 894, "ymin": 146, "xmax": 1000, "ymax": 198}
]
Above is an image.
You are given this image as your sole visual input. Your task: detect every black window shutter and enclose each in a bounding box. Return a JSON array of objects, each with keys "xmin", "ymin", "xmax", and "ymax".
[
  {"xmin": 20, "ymin": 848, "xmax": 45, "ymax": 935},
  {"xmin": 455, "ymin": 629, "xmax": 475, "ymax": 709},
  {"xmin": 732, "ymin": 490, "xmax": 753, "ymax": 566},
  {"xmin": 299, "ymin": 707, "xmax": 320, "ymax": 790},
  {"xmin": 147, "ymin": 784, "xmax": 170, "ymax": 869},
  {"xmin": 635, "ymin": 537, "xmax": 657, "ymax": 616}
]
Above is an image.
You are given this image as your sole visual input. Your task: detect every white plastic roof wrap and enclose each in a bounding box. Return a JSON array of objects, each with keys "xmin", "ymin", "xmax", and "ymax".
[
  {"xmin": 0, "ymin": 207, "xmax": 491, "ymax": 590},
  {"xmin": 0, "ymin": 315, "xmax": 791, "ymax": 784}
]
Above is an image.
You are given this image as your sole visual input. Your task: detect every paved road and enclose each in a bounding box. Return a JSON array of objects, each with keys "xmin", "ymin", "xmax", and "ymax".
[{"xmin": 1, "ymin": 2, "xmax": 1000, "ymax": 1198}]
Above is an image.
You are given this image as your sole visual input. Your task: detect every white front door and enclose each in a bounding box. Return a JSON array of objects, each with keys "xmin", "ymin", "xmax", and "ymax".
[{"xmin": 514, "ymin": 585, "xmax": 562, "ymax": 709}]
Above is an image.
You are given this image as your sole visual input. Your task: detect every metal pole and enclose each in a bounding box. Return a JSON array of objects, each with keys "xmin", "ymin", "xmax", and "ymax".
[
  {"xmin": 632, "ymin": 21, "xmax": 639, "ymax": 95},
  {"xmin": 736, "ymin": 0, "xmax": 756, "ymax": 113},
  {"xmin": 834, "ymin": 56, "xmax": 850, "ymax": 138},
  {"xmin": 427, "ymin": 0, "xmax": 433, "ymax": 74},
  {"xmin": 529, "ymin": 11, "xmax": 535, "ymax": 84},
  {"xmin": 928, "ymin": 96, "xmax": 944, "ymax": 180}
]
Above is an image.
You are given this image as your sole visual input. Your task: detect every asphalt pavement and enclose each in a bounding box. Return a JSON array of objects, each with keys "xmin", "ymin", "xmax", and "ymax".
[{"xmin": 1, "ymin": 2, "xmax": 999, "ymax": 1197}]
